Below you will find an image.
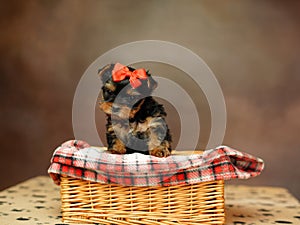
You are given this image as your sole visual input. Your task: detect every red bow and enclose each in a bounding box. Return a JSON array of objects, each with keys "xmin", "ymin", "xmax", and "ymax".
[{"xmin": 112, "ymin": 63, "xmax": 148, "ymax": 88}]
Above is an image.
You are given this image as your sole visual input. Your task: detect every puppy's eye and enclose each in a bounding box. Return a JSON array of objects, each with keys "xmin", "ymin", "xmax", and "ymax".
[{"xmin": 106, "ymin": 89, "xmax": 113, "ymax": 94}]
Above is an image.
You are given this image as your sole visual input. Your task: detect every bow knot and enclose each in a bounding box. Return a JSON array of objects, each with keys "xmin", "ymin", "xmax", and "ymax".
[{"xmin": 112, "ymin": 63, "xmax": 148, "ymax": 88}]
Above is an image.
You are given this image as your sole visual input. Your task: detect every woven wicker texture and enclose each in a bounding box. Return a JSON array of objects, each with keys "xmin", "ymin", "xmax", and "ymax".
[{"xmin": 60, "ymin": 176, "xmax": 225, "ymax": 224}]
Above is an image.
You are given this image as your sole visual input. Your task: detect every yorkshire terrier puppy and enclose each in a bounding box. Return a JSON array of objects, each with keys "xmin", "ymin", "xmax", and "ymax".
[{"xmin": 98, "ymin": 63, "xmax": 172, "ymax": 157}]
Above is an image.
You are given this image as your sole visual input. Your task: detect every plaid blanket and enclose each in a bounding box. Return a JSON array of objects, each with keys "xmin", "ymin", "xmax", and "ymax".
[{"xmin": 48, "ymin": 140, "xmax": 264, "ymax": 186}]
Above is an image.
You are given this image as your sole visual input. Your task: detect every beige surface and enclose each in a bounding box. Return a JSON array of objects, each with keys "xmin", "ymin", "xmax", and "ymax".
[
  {"xmin": 224, "ymin": 185, "xmax": 300, "ymax": 225},
  {"xmin": 0, "ymin": 176, "xmax": 299, "ymax": 225}
]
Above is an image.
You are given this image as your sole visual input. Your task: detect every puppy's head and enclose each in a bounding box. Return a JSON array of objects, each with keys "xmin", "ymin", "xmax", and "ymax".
[{"xmin": 98, "ymin": 63, "xmax": 157, "ymax": 119}]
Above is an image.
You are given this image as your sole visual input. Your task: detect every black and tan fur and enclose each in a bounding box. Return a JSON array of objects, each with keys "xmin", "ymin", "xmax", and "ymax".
[{"xmin": 98, "ymin": 63, "xmax": 172, "ymax": 157}]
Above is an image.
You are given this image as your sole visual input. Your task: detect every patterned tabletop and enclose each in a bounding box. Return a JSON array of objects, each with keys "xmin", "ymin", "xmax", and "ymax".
[{"xmin": 0, "ymin": 176, "xmax": 299, "ymax": 225}]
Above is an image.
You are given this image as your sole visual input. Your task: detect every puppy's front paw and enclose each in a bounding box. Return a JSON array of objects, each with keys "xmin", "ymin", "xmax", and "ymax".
[
  {"xmin": 149, "ymin": 146, "xmax": 171, "ymax": 158},
  {"xmin": 109, "ymin": 139, "xmax": 127, "ymax": 154}
]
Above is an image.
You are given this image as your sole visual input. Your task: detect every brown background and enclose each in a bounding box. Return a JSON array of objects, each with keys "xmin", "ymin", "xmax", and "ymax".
[{"xmin": 1, "ymin": 0, "xmax": 299, "ymax": 199}]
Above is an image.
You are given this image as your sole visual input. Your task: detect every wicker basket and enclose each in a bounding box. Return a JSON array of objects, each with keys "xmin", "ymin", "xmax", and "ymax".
[{"xmin": 60, "ymin": 175, "xmax": 225, "ymax": 224}]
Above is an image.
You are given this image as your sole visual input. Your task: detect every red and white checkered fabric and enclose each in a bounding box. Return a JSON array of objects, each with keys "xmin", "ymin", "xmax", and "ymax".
[{"xmin": 48, "ymin": 140, "xmax": 264, "ymax": 186}]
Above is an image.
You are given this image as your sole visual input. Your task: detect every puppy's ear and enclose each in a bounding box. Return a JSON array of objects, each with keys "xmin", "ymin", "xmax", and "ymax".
[
  {"xmin": 147, "ymin": 76, "xmax": 157, "ymax": 91},
  {"xmin": 98, "ymin": 64, "xmax": 114, "ymax": 83}
]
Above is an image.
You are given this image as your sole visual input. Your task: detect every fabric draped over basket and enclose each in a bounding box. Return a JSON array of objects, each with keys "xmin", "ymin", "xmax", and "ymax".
[{"xmin": 48, "ymin": 140, "xmax": 264, "ymax": 186}]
